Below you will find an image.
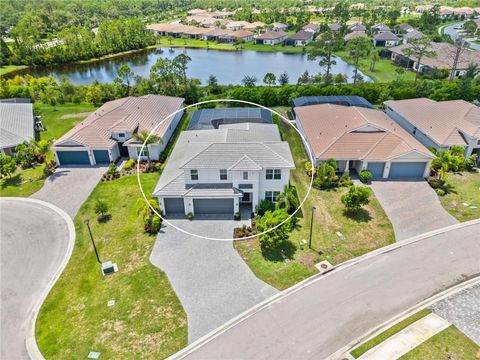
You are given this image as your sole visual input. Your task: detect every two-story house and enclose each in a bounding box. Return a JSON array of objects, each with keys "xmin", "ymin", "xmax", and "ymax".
[
  {"xmin": 52, "ymin": 95, "xmax": 184, "ymax": 165},
  {"xmin": 153, "ymin": 123, "xmax": 294, "ymax": 216}
]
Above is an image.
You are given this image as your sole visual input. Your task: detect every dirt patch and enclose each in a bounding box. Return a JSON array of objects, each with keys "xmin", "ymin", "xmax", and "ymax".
[
  {"xmin": 125, "ymin": 251, "xmax": 143, "ymax": 272},
  {"xmin": 296, "ymin": 251, "xmax": 320, "ymax": 267},
  {"xmin": 60, "ymin": 112, "xmax": 92, "ymax": 119}
]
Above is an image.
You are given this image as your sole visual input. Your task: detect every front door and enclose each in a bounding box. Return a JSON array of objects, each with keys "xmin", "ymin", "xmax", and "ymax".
[
  {"xmin": 118, "ymin": 142, "xmax": 129, "ymax": 157},
  {"xmin": 241, "ymin": 192, "xmax": 252, "ymax": 203}
]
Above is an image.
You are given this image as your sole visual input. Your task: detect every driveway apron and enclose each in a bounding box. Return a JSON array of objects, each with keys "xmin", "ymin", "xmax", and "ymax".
[
  {"xmin": 150, "ymin": 217, "xmax": 278, "ymax": 342},
  {"xmin": 370, "ymin": 181, "xmax": 458, "ymax": 241}
]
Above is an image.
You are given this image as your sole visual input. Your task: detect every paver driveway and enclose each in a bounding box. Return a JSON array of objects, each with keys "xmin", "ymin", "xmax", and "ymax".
[
  {"xmin": 150, "ymin": 216, "xmax": 278, "ymax": 342},
  {"xmin": 31, "ymin": 165, "xmax": 106, "ymax": 218},
  {"xmin": 0, "ymin": 198, "xmax": 73, "ymax": 360},
  {"xmin": 370, "ymin": 181, "xmax": 458, "ymax": 240}
]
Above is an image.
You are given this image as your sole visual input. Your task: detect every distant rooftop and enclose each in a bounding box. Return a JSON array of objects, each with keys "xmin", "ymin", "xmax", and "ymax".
[
  {"xmin": 187, "ymin": 107, "xmax": 273, "ymax": 130},
  {"xmin": 292, "ymin": 96, "xmax": 374, "ymax": 109}
]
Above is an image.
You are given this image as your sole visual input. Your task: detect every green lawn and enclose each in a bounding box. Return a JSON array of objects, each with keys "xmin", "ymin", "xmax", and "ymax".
[
  {"xmin": 351, "ymin": 309, "xmax": 432, "ymax": 358},
  {"xmin": 439, "ymin": 172, "xmax": 480, "ymax": 222},
  {"xmin": 0, "ymin": 103, "xmax": 95, "ymax": 198},
  {"xmin": 234, "ymin": 109, "xmax": 395, "ymax": 290},
  {"xmin": 0, "ymin": 64, "xmax": 28, "ymax": 76},
  {"xmin": 400, "ymin": 325, "xmax": 479, "ymax": 360},
  {"xmin": 37, "ymin": 102, "xmax": 96, "ymax": 141},
  {"xmin": 335, "ymin": 50, "xmax": 416, "ymax": 83},
  {"xmin": 36, "ymin": 173, "xmax": 188, "ymax": 359}
]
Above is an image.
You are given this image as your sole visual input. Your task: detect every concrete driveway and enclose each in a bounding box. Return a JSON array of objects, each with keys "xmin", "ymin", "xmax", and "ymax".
[
  {"xmin": 31, "ymin": 165, "xmax": 106, "ymax": 218},
  {"xmin": 370, "ymin": 181, "xmax": 458, "ymax": 241},
  {"xmin": 150, "ymin": 216, "xmax": 278, "ymax": 343},
  {"xmin": 0, "ymin": 198, "xmax": 74, "ymax": 360},
  {"xmin": 175, "ymin": 221, "xmax": 480, "ymax": 360}
]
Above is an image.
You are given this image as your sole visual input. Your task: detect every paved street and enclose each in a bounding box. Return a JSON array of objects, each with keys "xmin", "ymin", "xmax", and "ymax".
[
  {"xmin": 150, "ymin": 216, "xmax": 278, "ymax": 342},
  {"xmin": 370, "ymin": 181, "xmax": 458, "ymax": 240},
  {"xmin": 174, "ymin": 221, "xmax": 480, "ymax": 360},
  {"xmin": 0, "ymin": 198, "xmax": 72, "ymax": 360},
  {"xmin": 430, "ymin": 283, "xmax": 480, "ymax": 345},
  {"xmin": 31, "ymin": 165, "xmax": 106, "ymax": 218}
]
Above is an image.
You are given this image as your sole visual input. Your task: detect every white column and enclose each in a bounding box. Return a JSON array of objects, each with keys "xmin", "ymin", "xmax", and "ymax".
[
  {"xmin": 89, "ymin": 150, "xmax": 96, "ymax": 165},
  {"xmin": 344, "ymin": 160, "xmax": 350, "ymax": 173},
  {"xmin": 382, "ymin": 161, "xmax": 391, "ymax": 179},
  {"xmin": 424, "ymin": 161, "xmax": 432, "ymax": 178},
  {"xmin": 234, "ymin": 198, "xmax": 240, "ymax": 214}
]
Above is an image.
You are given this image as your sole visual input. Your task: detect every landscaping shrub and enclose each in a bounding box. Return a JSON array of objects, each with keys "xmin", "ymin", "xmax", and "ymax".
[
  {"xmin": 275, "ymin": 185, "xmax": 300, "ymax": 214},
  {"xmin": 338, "ymin": 172, "xmax": 353, "ymax": 187},
  {"xmin": 0, "ymin": 154, "xmax": 17, "ymax": 178},
  {"xmin": 107, "ymin": 162, "xmax": 119, "ymax": 178},
  {"xmin": 234, "ymin": 224, "xmax": 256, "ymax": 238},
  {"xmin": 464, "ymin": 154, "xmax": 478, "ymax": 171},
  {"xmin": 341, "ymin": 186, "xmax": 371, "ymax": 215},
  {"xmin": 435, "ymin": 188, "xmax": 446, "ymax": 196},
  {"xmin": 314, "ymin": 158, "xmax": 339, "ymax": 189},
  {"xmin": 187, "ymin": 212, "xmax": 193, "ymax": 220},
  {"xmin": 359, "ymin": 170, "xmax": 373, "ymax": 184},
  {"xmin": 256, "ymin": 209, "xmax": 292, "ymax": 251},
  {"xmin": 255, "ymin": 199, "xmax": 275, "ymax": 216},
  {"xmin": 43, "ymin": 160, "xmax": 57, "ymax": 177},
  {"xmin": 234, "ymin": 212, "xmax": 240, "ymax": 221},
  {"xmin": 94, "ymin": 199, "xmax": 110, "ymax": 222},
  {"xmin": 304, "ymin": 161, "xmax": 315, "ymax": 177},
  {"xmin": 123, "ymin": 159, "xmax": 136, "ymax": 171},
  {"xmin": 427, "ymin": 176, "xmax": 445, "ymax": 189}
]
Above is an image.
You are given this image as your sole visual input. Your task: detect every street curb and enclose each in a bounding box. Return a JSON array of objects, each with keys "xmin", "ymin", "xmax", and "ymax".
[
  {"xmin": 329, "ymin": 276, "xmax": 480, "ymax": 360},
  {"xmin": 2, "ymin": 198, "xmax": 76, "ymax": 360},
  {"xmin": 168, "ymin": 219, "xmax": 480, "ymax": 359}
]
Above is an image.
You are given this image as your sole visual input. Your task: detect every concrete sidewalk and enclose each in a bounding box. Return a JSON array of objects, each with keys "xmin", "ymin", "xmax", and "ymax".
[{"xmin": 358, "ymin": 313, "xmax": 451, "ymax": 359}]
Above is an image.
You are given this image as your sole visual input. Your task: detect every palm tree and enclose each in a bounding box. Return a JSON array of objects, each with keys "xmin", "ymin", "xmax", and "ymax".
[{"xmin": 133, "ymin": 130, "xmax": 162, "ymax": 165}]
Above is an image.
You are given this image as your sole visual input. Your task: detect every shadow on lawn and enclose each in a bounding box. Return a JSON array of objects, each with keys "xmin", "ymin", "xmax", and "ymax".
[
  {"xmin": 1, "ymin": 174, "xmax": 22, "ymax": 188},
  {"xmin": 261, "ymin": 240, "xmax": 297, "ymax": 262},
  {"xmin": 343, "ymin": 208, "xmax": 372, "ymax": 223}
]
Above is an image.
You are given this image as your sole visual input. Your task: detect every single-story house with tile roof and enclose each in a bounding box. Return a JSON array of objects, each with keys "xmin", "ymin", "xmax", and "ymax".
[
  {"xmin": 52, "ymin": 95, "xmax": 184, "ymax": 166},
  {"xmin": 272, "ymin": 22, "xmax": 288, "ymax": 31},
  {"xmin": 187, "ymin": 108, "xmax": 273, "ymax": 130},
  {"xmin": 384, "ymin": 98, "xmax": 480, "ymax": 160},
  {"xmin": 153, "ymin": 123, "xmax": 294, "ymax": 216},
  {"xmin": 349, "ymin": 23, "xmax": 366, "ymax": 32},
  {"xmin": 181, "ymin": 26, "xmax": 210, "ymax": 39},
  {"xmin": 286, "ymin": 30, "xmax": 314, "ymax": 46},
  {"xmin": 225, "ymin": 20, "xmax": 250, "ymax": 31},
  {"xmin": 344, "ymin": 31, "xmax": 368, "ymax": 42},
  {"xmin": 389, "ymin": 42, "xmax": 480, "ymax": 78},
  {"xmin": 243, "ymin": 22, "xmax": 266, "ymax": 31},
  {"xmin": 329, "ymin": 23, "xmax": 343, "ymax": 32},
  {"xmin": 294, "ymin": 104, "xmax": 435, "ymax": 179},
  {"xmin": 255, "ymin": 30, "xmax": 288, "ymax": 45},
  {"xmin": 398, "ymin": 22, "xmax": 415, "ymax": 33},
  {"xmin": 147, "ymin": 23, "xmax": 191, "ymax": 37},
  {"xmin": 230, "ymin": 29, "xmax": 254, "ymax": 42},
  {"xmin": 0, "ymin": 99, "xmax": 38, "ymax": 156},
  {"xmin": 187, "ymin": 8, "xmax": 207, "ymax": 16},
  {"xmin": 402, "ymin": 30, "xmax": 424, "ymax": 44},
  {"xmin": 373, "ymin": 31, "xmax": 400, "ymax": 47},
  {"xmin": 302, "ymin": 23, "xmax": 320, "ymax": 33},
  {"xmin": 372, "ymin": 23, "xmax": 391, "ymax": 33},
  {"xmin": 202, "ymin": 28, "xmax": 234, "ymax": 41}
]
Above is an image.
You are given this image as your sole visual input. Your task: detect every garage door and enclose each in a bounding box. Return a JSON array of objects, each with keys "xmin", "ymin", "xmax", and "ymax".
[
  {"xmin": 93, "ymin": 150, "xmax": 110, "ymax": 164},
  {"xmin": 193, "ymin": 198, "xmax": 234, "ymax": 214},
  {"xmin": 56, "ymin": 150, "xmax": 90, "ymax": 165},
  {"xmin": 367, "ymin": 162, "xmax": 385, "ymax": 179},
  {"xmin": 389, "ymin": 162, "xmax": 427, "ymax": 179},
  {"xmin": 164, "ymin": 198, "xmax": 185, "ymax": 214}
]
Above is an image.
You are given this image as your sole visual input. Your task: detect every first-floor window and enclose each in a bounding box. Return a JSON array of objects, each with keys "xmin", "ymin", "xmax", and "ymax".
[
  {"xmin": 137, "ymin": 147, "xmax": 149, "ymax": 157},
  {"xmin": 265, "ymin": 191, "xmax": 281, "ymax": 203}
]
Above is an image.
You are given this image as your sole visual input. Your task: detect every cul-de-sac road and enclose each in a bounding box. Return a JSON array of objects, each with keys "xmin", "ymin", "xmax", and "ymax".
[{"xmin": 174, "ymin": 221, "xmax": 480, "ymax": 360}]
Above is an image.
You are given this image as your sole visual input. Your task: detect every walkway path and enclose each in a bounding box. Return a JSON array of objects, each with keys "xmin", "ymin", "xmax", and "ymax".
[
  {"xmin": 0, "ymin": 198, "xmax": 74, "ymax": 360},
  {"xmin": 358, "ymin": 313, "xmax": 450, "ymax": 359},
  {"xmin": 171, "ymin": 221, "xmax": 480, "ymax": 359},
  {"xmin": 150, "ymin": 216, "xmax": 278, "ymax": 343},
  {"xmin": 31, "ymin": 165, "xmax": 106, "ymax": 218},
  {"xmin": 370, "ymin": 181, "xmax": 458, "ymax": 240}
]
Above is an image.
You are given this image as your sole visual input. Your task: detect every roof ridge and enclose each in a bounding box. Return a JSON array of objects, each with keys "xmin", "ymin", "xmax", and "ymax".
[{"xmin": 228, "ymin": 154, "xmax": 262, "ymax": 170}]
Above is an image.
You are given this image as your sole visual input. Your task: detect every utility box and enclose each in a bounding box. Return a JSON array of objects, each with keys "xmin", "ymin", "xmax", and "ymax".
[{"xmin": 101, "ymin": 261, "xmax": 115, "ymax": 275}]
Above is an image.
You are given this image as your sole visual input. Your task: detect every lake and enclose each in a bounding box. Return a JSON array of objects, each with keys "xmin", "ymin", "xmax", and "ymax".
[{"xmin": 23, "ymin": 47, "xmax": 370, "ymax": 85}]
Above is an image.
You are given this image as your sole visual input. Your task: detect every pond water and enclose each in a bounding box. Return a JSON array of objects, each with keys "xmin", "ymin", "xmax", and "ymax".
[{"xmin": 23, "ymin": 47, "xmax": 370, "ymax": 85}]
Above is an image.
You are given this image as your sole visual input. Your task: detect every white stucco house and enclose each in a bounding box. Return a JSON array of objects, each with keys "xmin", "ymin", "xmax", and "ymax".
[
  {"xmin": 153, "ymin": 123, "xmax": 294, "ymax": 216},
  {"xmin": 255, "ymin": 30, "xmax": 288, "ymax": 45},
  {"xmin": 52, "ymin": 95, "xmax": 184, "ymax": 165},
  {"xmin": 384, "ymin": 98, "xmax": 480, "ymax": 160}
]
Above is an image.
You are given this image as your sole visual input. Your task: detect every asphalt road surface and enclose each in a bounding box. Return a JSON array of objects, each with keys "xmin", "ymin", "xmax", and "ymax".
[
  {"xmin": 0, "ymin": 198, "xmax": 72, "ymax": 359},
  {"xmin": 176, "ymin": 222, "xmax": 480, "ymax": 360}
]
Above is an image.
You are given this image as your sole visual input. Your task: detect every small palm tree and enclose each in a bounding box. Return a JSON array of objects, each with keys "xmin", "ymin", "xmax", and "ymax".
[{"xmin": 133, "ymin": 130, "xmax": 162, "ymax": 165}]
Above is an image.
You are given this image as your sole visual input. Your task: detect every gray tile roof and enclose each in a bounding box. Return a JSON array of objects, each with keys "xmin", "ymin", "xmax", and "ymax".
[
  {"xmin": 0, "ymin": 102, "xmax": 35, "ymax": 149},
  {"xmin": 153, "ymin": 123, "xmax": 293, "ymax": 197},
  {"xmin": 374, "ymin": 30, "xmax": 399, "ymax": 41}
]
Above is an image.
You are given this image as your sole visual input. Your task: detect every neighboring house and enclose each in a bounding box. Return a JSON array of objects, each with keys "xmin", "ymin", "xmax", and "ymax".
[
  {"xmin": 187, "ymin": 108, "xmax": 273, "ymax": 130},
  {"xmin": 225, "ymin": 20, "xmax": 250, "ymax": 31},
  {"xmin": 202, "ymin": 28, "xmax": 233, "ymax": 41},
  {"xmin": 181, "ymin": 26, "xmax": 210, "ymax": 39},
  {"xmin": 349, "ymin": 22, "xmax": 366, "ymax": 32},
  {"xmin": 255, "ymin": 30, "xmax": 288, "ymax": 45},
  {"xmin": 384, "ymin": 98, "xmax": 480, "ymax": 159},
  {"xmin": 292, "ymin": 95, "xmax": 374, "ymax": 112},
  {"xmin": 0, "ymin": 99, "xmax": 38, "ymax": 156},
  {"xmin": 187, "ymin": 8, "xmax": 207, "ymax": 16},
  {"xmin": 272, "ymin": 22, "xmax": 288, "ymax": 32},
  {"xmin": 344, "ymin": 31, "xmax": 368, "ymax": 42},
  {"xmin": 372, "ymin": 23, "xmax": 391, "ymax": 33},
  {"xmin": 373, "ymin": 31, "xmax": 400, "ymax": 47},
  {"xmin": 402, "ymin": 30, "xmax": 424, "ymax": 44},
  {"xmin": 153, "ymin": 123, "xmax": 294, "ymax": 216},
  {"xmin": 398, "ymin": 22, "xmax": 415, "ymax": 34},
  {"xmin": 329, "ymin": 23, "xmax": 343, "ymax": 33},
  {"xmin": 286, "ymin": 30, "xmax": 314, "ymax": 46},
  {"xmin": 389, "ymin": 42, "xmax": 480, "ymax": 78},
  {"xmin": 52, "ymin": 95, "xmax": 184, "ymax": 166},
  {"xmin": 230, "ymin": 29, "xmax": 254, "ymax": 42},
  {"xmin": 294, "ymin": 104, "xmax": 434, "ymax": 179},
  {"xmin": 302, "ymin": 23, "xmax": 320, "ymax": 33},
  {"xmin": 243, "ymin": 22, "xmax": 266, "ymax": 31}
]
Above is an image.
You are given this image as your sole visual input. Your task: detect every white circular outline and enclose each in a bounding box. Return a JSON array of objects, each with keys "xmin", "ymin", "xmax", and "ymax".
[{"xmin": 137, "ymin": 99, "xmax": 315, "ymax": 241}]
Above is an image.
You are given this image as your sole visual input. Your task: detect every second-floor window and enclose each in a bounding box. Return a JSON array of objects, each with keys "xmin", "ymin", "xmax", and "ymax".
[
  {"xmin": 190, "ymin": 169, "xmax": 198, "ymax": 180},
  {"xmin": 266, "ymin": 169, "xmax": 281, "ymax": 180},
  {"xmin": 220, "ymin": 169, "xmax": 227, "ymax": 180},
  {"xmin": 243, "ymin": 172, "xmax": 248, "ymax": 180}
]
